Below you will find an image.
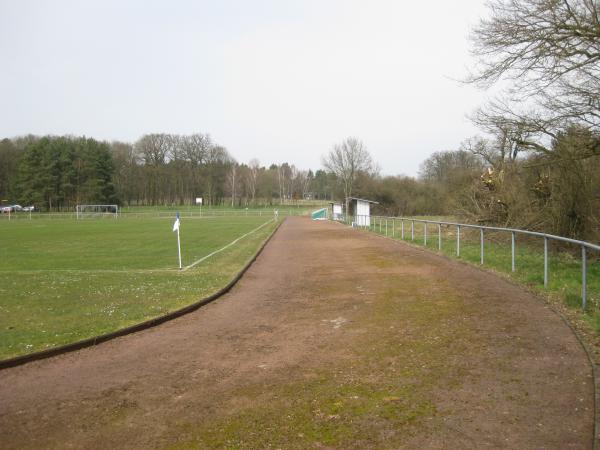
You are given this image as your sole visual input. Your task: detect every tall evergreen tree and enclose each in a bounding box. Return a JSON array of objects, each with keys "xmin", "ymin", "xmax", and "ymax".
[{"xmin": 17, "ymin": 136, "xmax": 118, "ymax": 210}]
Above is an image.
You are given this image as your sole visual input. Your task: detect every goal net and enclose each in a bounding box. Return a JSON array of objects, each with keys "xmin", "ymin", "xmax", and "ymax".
[{"xmin": 76, "ymin": 204, "xmax": 119, "ymax": 219}]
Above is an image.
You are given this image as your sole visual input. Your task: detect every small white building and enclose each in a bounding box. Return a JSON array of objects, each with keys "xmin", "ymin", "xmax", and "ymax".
[
  {"xmin": 347, "ymin": 197, "xmax": 378, "ymax": 227},
  {"xmin": 329, "ymin": 202, "xmax": 343, "ymax": 221}
]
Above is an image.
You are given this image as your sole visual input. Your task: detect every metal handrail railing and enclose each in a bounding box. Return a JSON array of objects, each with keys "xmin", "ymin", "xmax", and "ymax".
[{"xmin": 345, "ymin": 214, "xmax": 598, "ymax": 309}]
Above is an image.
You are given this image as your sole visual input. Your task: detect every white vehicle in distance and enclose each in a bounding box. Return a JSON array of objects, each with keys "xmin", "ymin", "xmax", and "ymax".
[
  {"xmin": 1, "ymin": 205, "xmax": 33, "ymax": 213},
  {"xmin": 1, "ymin": 205, "xmax": 21, "ymax": 213}
]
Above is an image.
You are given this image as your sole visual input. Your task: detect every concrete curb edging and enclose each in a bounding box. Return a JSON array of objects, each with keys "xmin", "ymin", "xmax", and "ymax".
[
  {"xmin": 0, "ymin": 219, "xmax": 284, "ymax": 371},
  {"xmin": 357, "ymin": 225, "xmax": 599, "ymax": 450}
]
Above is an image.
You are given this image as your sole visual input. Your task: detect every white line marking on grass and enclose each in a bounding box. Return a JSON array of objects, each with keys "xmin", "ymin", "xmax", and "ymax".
[
  {"xmin": 182, "ymin": 218, "xmax": 275, "ymax": 271},
  {"xmin": 0, "ymin": 268, "xmax": 179, "ymax": 274},
  {"xmin": 0, "ymin": 219, "xmax": 276, "ymax": 274}
]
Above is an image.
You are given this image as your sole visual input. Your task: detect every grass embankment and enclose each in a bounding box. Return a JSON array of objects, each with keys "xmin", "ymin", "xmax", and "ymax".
[
  {"xmin": 368, "ymin": 217, "xmax": 600, "ymax": 331},
  {"xmin": 0, "ymin": 216, "xmax": 278, "ymax": 359}
]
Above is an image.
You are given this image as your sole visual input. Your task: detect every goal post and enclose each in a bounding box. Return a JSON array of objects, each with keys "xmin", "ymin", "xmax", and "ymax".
[{"xmin": 76, "ymin": 204, "xmax": 119, "ymax": 219}]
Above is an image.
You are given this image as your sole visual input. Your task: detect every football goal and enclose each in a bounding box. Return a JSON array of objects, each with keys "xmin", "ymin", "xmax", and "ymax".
[{"xmin": 76, "ymin": 204, "xmax": 119, "ymax": 219}]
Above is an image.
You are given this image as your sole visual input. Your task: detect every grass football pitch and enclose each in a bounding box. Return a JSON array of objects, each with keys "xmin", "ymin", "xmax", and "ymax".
[{"xmin": 0, "ymin": 216, "xmax": 278, "ymax": 359}]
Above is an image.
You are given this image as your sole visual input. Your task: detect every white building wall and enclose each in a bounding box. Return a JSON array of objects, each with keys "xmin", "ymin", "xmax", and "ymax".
[
  {"xmin": 333, "ymin": 204, "xmax": 343, "ymax": 220},
  {"xmin": 356, "ymin": 200, "xmax": 370, "ymax": 226}
]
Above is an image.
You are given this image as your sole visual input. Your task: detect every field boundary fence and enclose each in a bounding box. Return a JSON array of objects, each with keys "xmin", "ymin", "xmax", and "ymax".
[
  {"xmin": 343, "ymin": 214, "xmax": 599, "ymax": 309},
  {"xmin": 0, "ymin": 208, "xmax": 309, "ymax": 221}
]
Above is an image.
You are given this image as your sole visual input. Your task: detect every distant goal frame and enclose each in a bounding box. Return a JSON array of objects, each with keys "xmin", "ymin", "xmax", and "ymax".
[{"xmin": 76, "ymin": 204, "xmax": 119, "ymax": 219}]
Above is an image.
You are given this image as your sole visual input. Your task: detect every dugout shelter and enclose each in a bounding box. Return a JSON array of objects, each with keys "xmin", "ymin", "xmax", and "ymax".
[{"xmin": 346, "ymin": 197, "xmax": 378, "ymax": 227}]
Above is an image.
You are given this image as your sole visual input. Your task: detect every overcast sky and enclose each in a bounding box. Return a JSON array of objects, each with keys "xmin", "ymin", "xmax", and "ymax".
[{"xmin": 0, "ymin": 0, "xmax": 491, "ymax": 176}]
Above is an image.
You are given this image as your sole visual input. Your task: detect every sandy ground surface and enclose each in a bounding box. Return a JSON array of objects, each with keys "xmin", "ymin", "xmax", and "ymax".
[{"xmin": 0, "ymin": 217, "xmax": 594, "ymax": 449}]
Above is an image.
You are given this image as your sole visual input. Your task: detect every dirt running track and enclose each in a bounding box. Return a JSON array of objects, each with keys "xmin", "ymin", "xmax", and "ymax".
[{"xmin": 0, "ymin": 217, "xmax": 594, "ymax": 449}]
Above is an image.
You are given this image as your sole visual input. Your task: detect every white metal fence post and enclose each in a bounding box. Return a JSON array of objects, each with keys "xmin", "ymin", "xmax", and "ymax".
[
  {"xmin": 438, "ymin": 224, "xmax": 441, "ymax": 251},
  {"xmin": 480, "ymin": 228, "xmax": 484, "ymax": 265},
  {"xmin": 582, "ymin": 245, "xmax": 587, "ymax": 310},
  {"xmin": 511, "ymin": 232, "xmax": 516, "ymax": 272},
  {"xmin": 544, "ymin": 237, "xmax": 549, "ymax": 288},
  {"xmin": 457, "ymin": 225, "xmax": 460, "ymax": 257},
  {"xmin": 424, "ymin": 222, "xmax": 427, "ymax": 246}
]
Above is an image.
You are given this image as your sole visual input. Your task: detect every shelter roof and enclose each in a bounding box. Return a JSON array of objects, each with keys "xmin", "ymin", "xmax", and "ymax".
[{"xmin": 346, "ymin": 197, "xmax": 379, "ymax": 205}]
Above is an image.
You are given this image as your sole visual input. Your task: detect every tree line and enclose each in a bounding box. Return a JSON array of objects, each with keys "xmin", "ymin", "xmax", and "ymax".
[
  {"xmin": 0, "ymin": 133, "xmax": 335, "ymax": 211},
  {"xmin": 2, "ymin": 125, "xmax": 598, "ymax": 241},
  {"xmin": 350, "ymin": 128, "xmax": 600, "ymax": 243}
]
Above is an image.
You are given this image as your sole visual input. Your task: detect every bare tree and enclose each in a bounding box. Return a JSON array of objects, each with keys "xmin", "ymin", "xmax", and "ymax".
[
  {"xmin": 322, "ymin": 137, "xmax": 373, "ymax": 215},
  {"xmin": 134, "ymin": 134, "xmax": 173, "ymax": 205},
  {"xmin": 467, "ymin": 0, "xmax": 600, "ymax": 155},
  {"xmin": 276, "ymin": 163, "xmax": 292, "ymax": 204},
  {"xmin": 294, "ymin": 169, "xmax": 311, "ymax": 199},
  {"xmin": 469, "ymin": 100, "xmax": 560, "ymax": 156},
  {"xmin": 203, "ymin": 145, "xmax": 231, "ymax": 206},
  {"xmin": 110, "ymin": 141, "xmax": 140, "ymax": 206},
  {"xmin": 469, "ymin": 0, "xmax": 600, "ymax": 90},
  {"xmin": 183, "ymin": 133, "xmax": 211, "ymax": 166},
  {"xmin": 226, "ymin": 163, "xmax": 237, "ymax": 207},
  {"xmin": 246, "ymin": 158, "xmax": 260, "ymax": 204},
  {"xmin": 135, "ymin": 133, "xmax": 171, "ymax": 166},
  {"xmin": 460, "ymin": 137, "xmax": 497, "ymax": 167},
  {"xmin": 288, "ymin": 164, "xmax": 298, "ymax": 199}
]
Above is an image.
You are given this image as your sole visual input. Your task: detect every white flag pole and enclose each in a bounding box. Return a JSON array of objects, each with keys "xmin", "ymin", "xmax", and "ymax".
[
  {"xmin": 173, "ymin": 212, "xmax": 182, "ymax": 270},
  {"xmin": 177, "ymin": 227, "xmax": 182, "ymax": 270}
]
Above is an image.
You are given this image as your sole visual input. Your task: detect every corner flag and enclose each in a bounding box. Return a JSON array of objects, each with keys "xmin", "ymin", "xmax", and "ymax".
[
  {"xmin": 173, "ymin": 212, "xmax": 182, "ymax": 269},
  {"xmin": 173, "ymin": 212, "xmax": 180, "ymax": 232}
]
